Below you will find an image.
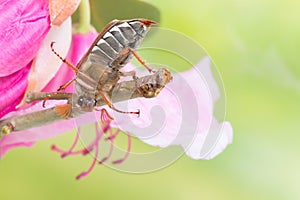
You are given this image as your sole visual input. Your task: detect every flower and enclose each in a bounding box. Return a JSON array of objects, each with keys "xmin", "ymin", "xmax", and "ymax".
[
  {"xmin": 0, "ymin": 0, "xmax": 51, "ymax": 117},
  {"xmin": 0, "ymin": 0, "xmax": 233, "ymax": 179}
]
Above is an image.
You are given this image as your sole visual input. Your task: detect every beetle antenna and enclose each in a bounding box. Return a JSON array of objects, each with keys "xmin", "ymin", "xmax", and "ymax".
[{"xmin": 51, "ymin": 42, "xmax": 78, "ymax": 73}]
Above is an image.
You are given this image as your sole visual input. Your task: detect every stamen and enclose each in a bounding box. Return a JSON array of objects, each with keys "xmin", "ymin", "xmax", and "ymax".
[
  {"xmin": 99, "ymin": 129, "xmax": 119, "ymax": 164},
  {"xmin": 105, "ymin": 129, "xmax": 120, "ymax": 141},
  {"xmin": 102, "ymin": 122, "xmax": 111, "ymax": 133},
  {"xmin": 51, "ymin": 145, "xmax": 84, "ymax": 156},
  {"xmin": 51, "ymin": 145, "xmax": 66, "ymax": 154},
  {"xmin": 51, "ymin": 128, "xmax": 81, "ymax": 158},
  {"xmin": 62, "ymin": 128, "xmax": 80, "ymax": 157},
  {"xmin": 76, "ymin": 142, "xmax": 99, "ymax": 180},
  {"xmin": 112, "ymin": 132, "xmax": 131, "ymax": 164},
  {"xmin": 75, "ymin": 122, "xmax": 103, "ymax": 179},
  {"xmin": 50, "ymin": 113, "xmax": 133, "ymax": 179}
]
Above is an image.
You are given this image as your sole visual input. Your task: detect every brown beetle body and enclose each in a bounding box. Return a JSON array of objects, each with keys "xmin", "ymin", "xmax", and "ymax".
[{"xmin": 74, "ymin": 19, "xmax": 156, "ymax": 112}]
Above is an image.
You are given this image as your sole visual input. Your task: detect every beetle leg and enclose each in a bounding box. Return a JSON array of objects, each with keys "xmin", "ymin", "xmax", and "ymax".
[
  {"xmin": 119, "ymin": 70, "xmax": 144, "ymax": 95},
  {"xmin": 120, "ymin": 70, "xmax": 139, "ymax": 83},
  {"xmin": 51, "ymin": 42, "xmax": 78, "ymax": 73},
  {"xmin": 120, "ymin": 70, "xmax": 137, "ymax": 79},
  {"xmin": 55, "ymin": 104, "xmax": 72, "ymax": 119},
  {"xmin": 129, "ymin": 49, "xmax": 156, "ymax": 73},
  {"xmin": 99, "ymin": 91, "xmax": 140, "ymax": 116},
  {"xmin": 57, "ymin": 78, "xmax": 76, "ymax": 91}
]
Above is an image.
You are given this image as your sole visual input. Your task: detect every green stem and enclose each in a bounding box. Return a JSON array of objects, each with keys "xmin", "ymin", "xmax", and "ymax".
[{"xmin": 77, "ymin": 0, "xmax": 91, "ymax": 33}]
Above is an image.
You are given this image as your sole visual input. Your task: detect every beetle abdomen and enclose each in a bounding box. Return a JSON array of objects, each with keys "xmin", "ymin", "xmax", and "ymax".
[{"xmin": 89, "ymin": 19, "xmax": 153, "ymax": 69}]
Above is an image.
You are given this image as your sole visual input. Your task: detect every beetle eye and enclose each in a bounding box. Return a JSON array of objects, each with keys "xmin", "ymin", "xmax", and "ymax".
[{"xmin": 77, "ymin": 96, "xmax": 84, "ymax": 106}]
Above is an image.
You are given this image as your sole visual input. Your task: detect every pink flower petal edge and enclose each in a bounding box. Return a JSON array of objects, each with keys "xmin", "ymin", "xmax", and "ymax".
[{"xmin": 0, "ymin": 141, "xmax": 35, "ymax": 156}]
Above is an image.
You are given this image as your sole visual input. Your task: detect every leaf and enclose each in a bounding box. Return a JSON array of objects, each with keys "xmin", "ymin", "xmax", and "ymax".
[{"xmin": 72, "ymin": 0, "xmax": 160, "ymax": 31}]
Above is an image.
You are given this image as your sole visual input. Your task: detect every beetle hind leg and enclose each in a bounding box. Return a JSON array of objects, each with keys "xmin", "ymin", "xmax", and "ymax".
[
  {"xmin": 129, "ymin": 49, "xmax": 156, "ymax": 73},
  {"xmin": 99, "ymin": 91, "xmax": 140, "ymax": 116}
]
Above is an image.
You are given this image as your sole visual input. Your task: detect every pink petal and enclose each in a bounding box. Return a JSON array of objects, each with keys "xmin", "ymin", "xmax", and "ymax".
[
  {"xmin": 0, "ymin": 0, "xmax": 51, "ymax": 76},
  {"xmin": 0, "ymin": 32, "xmax": 99, "ymax": 157},
  {"xmin": 0, "ymin": 64, "xmax": 30, "ymax": 118},
  {"xmin": 110, "ymin": 57, "xmax": 233, "ymax": 159},
  {"xmin": 185, "ymin": 120, "xmax": 233, "ymax": 160}
]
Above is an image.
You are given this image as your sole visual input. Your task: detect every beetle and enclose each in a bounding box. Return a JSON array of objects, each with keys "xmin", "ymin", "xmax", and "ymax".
[{"xmin": 48, "ymin": 19, "xmax": 157, "ymax": 119}]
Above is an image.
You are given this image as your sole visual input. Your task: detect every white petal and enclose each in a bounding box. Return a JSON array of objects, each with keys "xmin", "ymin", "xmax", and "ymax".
[{"xmin": 27, "ymin": 17, "xmax": 72, "ymax": 93}]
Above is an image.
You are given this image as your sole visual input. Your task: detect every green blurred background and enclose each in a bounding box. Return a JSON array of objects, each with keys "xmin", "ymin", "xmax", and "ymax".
[{"xmin": 1, "ymin": 0, "xmax": 300, "ymax": 199}]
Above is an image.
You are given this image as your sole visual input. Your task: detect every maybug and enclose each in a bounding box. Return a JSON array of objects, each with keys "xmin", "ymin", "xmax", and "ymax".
[
  {"xmin": 48, "ymin": 19, "xmax": 157, "ymax": 119},
  {"xmin": 0, "ymin": 19, "xmax": 173, "ymax": 135}
]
